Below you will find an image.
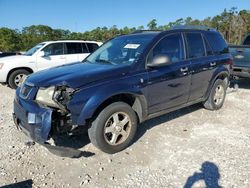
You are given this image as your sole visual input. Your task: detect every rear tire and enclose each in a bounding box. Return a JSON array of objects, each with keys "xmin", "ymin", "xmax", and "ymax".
[
  {"xmin": 8, "ymin": 69, "xmax": 30, "ymax": 89},
  {"xmin": 203, "ymin": 79, "xmax": 227, "ymax": 110},
  {"xmin": 88, "ymin": 102, "xmax": 138, "ymax": 154}
]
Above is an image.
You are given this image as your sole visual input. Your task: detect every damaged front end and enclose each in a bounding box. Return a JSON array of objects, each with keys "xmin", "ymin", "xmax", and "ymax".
[{"xmin": 13, "ymin": 82, "xmax": 81, "ymax": 144}]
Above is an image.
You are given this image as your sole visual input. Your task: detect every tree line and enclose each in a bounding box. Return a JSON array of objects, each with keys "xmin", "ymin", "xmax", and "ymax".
[{"xmin": 0, "ymin": 7, "xmax": 249, "ymax": 52}]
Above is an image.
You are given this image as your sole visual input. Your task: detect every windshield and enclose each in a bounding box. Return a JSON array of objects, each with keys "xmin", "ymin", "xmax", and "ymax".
[
  {"xmin": 86, "ymin": 34, "xmax": 157, "ymax": 65},
  {"xmin": 25, "ymin": 43, "xmax": 46, "ymax": 56}
]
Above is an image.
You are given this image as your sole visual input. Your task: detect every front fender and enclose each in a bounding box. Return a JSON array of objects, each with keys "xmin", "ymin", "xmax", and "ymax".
[{"xmin": 77, "ymin": 84, "xmax": 146, "ymax": 125}]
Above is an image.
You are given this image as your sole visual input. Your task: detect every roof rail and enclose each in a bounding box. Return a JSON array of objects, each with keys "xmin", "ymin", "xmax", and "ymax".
[
  {"xmin": 171, "ymin": 25, "xmax": 216, "ymax": 31},
  {"xmin": 131, "ymin": 30, "xmax": 162, "ymax": 34}
]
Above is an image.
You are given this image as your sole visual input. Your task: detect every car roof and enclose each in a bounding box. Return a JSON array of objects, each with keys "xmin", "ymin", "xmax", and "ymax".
[
  {"xmin": 132, "ymin": 29, "xmax": 217, "ymax": 35},
  {"xmin": 41, "ymin": 40, "xmax": 102, "ymax": 45}
]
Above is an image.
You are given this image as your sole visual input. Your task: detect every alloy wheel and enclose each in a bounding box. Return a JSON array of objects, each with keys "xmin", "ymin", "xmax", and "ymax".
[{"xmin": 103, "ymin": 112, "xmax": 132, "ymax": 146}]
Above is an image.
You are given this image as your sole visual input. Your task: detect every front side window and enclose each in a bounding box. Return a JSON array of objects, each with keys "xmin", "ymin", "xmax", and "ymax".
[
  {"xmin": 65, "ymin": 43, "xmax": 82, "ymax": 54},
  {"xmin": 186, "ymin": 33, "xmax": 205, "ymax": 59},
  {"xmin": 148, "ymin": 33, "xmax": 185, "ymax": 64},
  {"xmin": 25, "ymin": 43, "xmax": 46, "ymax": 56},
  {"xmin": 43, "ymin": 43, "xmax": 64, "ymax": 56},
  {"xmin": 86, "ymin": 34, "xmax": 156, "ymax": 65}
]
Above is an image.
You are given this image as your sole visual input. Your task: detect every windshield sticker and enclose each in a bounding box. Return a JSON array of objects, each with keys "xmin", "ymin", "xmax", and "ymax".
[{"xmin": 124, "ymin": 44, "xmax": 140, "ymax": 49}]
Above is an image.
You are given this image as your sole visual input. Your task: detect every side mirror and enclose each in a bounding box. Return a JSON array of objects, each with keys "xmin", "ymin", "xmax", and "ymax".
[
  {"xmin": 37, "ymin": 51, "xmax": 45, "ymax": 57},
  {"xmin": 147, "ymin": 55, "xmax": 171, "ymax": 68}
]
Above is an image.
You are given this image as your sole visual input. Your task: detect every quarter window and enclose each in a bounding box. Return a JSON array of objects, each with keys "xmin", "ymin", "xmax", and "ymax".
[
  {"xmin": 87, "ymin": 43, "xmax": 99, "ymax": 53},
  {"xmin": 148, "ymin": 33, "xmax": 185, "ymax": 64},
  {"xmin": 204, "ymin": 37, "xmax": 213, "ymax": 56},
  {"xmin": 43, "ymin": 43, "xmax": 64, "ymax": 56},
  {"xmin": 186, "ymin": 33, "xmax": 205, "ymax": 58},
  {"xmin": 205, "ymin": 32, "xmax": 229, "ymax": 54}
]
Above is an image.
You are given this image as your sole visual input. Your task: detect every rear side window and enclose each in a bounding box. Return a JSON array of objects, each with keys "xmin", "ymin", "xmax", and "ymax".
[
  {"xmin": 243, "ymin": 35, "xmax": 250, "ymax": 45},
  {"xmin": 82, "ymin": 43, "xmax": 89, "ymax": 53},
  {"xmin": 205, "ymin": 32, "xmax": 229, "ymax": 54},
  {"xmin": 87, "ymin": 43, "xmax": 99, "ymax": 53},
  {"xmin": 65, "ymin": 43, "xmax": 82, "ymax": 54},
  {"xmin": 185, "ymin": 33, "xmax": 205, "ymax": 59},
  {"xmin": 43, "ymin": 43, "xmax": 64, "ymax": 56},
  {"xmin": 148, "ymin": 33, "xmax": 185, "ymax": 63}
]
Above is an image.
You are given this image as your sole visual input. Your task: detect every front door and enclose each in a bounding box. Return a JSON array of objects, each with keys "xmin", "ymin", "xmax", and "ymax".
[
  {"xmin": 146, "ymin": 33, "xmax": 191, "ymax": 114},
  {"xmin": 36, "ymin": 42, "xmax": 66, "ymax": 71}
]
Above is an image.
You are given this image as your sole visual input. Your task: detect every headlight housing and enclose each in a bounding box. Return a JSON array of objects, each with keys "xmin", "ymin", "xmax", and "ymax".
[
  {"xmin": 36, "ymin": 85, "xmax": 75, "ymax": 110},
  {"xmin": 36, "ymin": 86, "xmax": 58, "ymax": 108}
]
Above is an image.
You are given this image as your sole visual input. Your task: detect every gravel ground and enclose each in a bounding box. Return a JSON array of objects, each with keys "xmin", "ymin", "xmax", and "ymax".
[{"xmin": 0, "ymin": 80, "xmax": 250, "ymax": 188}]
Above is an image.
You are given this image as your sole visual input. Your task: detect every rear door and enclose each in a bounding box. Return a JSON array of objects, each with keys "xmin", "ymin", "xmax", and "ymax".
[
  {"xmin": 147, "ymin": 33, "xmax": 192, "ymax": 113},
  {"xmin": 36, "ymin": 42, "xmax": 65, "ymax": 71},
  {"xmin": 78, "ymin": 43, "xmax": 89, "ymax": 61},
  {"xmin": 64, "ymin": 42, "xmax": 85, "ymax": 63},
  {"xmin": 185, "ymin": 32, "xmax": 216, "ymax": 101}
]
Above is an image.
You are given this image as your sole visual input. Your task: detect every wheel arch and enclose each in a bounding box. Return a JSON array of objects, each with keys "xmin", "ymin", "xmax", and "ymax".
[
  {"xmin": 77, "ymin": 92, "xmax": 148, "ymax": 126},
  {"xmin": 7, "ymin": 67, "xmax": 34, "ymax": 82},
  {"xmin": 204, "ymin": 69, "xmax": 230, "ymax": 100}
]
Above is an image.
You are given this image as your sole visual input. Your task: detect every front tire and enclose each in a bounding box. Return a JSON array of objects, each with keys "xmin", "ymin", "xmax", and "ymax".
[
  {"xmin": 88, "ymin": 102, "xmax": 138, "ymax": 154},
  {"xmin": 203, "ymin": 79, "xmax": 227, "ymax": 110},
  {"xmin": 8, "ymin": 69, "xmax": 30, "ymax": 89}
]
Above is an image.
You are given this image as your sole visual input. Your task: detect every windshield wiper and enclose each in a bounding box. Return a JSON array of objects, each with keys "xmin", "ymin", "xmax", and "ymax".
[{"xmin": 96, "ymin": 59, "xmax": 114, "ymax": 65}]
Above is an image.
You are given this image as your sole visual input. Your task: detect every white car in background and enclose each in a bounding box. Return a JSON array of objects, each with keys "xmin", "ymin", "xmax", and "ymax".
[{"xmin": 0, "ymin": 40, "xmax": 102, "ymax": 88}]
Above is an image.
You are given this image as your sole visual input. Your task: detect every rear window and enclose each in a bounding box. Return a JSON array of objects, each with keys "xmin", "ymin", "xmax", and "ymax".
[
  {"xmin": 87, "ymin": 43, "xmax": 99, "ymax": 53},
  {"xmin": 185, "ymin": 33, "xmax": 205, "ymax": 59},
  {"xmin": 205, "ymin": 32, "xmax": 229, "ymax": 54},
  {"xmin": 243, "ymin": 35, "xmax": 250, "ymax": 45},
  {"xmin": 65, "ymin": 43, "xmax": 82, "ymax": 54}
]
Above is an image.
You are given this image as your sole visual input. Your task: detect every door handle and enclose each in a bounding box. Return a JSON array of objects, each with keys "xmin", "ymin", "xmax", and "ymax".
[
  {"xmin": 180, "ymin": 67, "xmax": 188, "ymax": 72},
  {"xmin": 180, "ymin": 67, "xmax": 188, "ymax": 75},
  {"xmin": 210, "ymin": 62, "xmax": 216, "ymax": 66},
  {"xmin": 60, "ymin": 56, "xmax": 66, "ymax": 59}
]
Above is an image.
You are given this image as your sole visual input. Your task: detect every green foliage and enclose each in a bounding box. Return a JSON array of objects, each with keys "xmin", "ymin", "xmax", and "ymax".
[
  {"xmin": 0, "ymin": 28, "xmax": 21, "ymax": 51},
  {"xmin": 0, "ymin": 8, "xmax": 249, "ymax": 52}
]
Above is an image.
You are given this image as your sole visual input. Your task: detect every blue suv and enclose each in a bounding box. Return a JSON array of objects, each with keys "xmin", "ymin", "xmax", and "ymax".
[{"xmin": 13, "ymin": 27, "xmax": 232, "ymax": 154}]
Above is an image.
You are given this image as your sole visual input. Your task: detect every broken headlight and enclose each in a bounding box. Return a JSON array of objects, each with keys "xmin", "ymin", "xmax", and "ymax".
[
  {"xmin": 36, "ymin": 86, "xmax": 75, "ymax": 110},
  {"xmin": 53, "ymin": 86, "xmax": 75, "ymax": 111},
  {"xmin": 36, "ymin": 86, "xmax": 58, "ymax": 108}
]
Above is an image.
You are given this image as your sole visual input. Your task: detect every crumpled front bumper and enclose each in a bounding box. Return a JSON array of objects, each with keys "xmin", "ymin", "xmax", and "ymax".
[
  {"xmin": 13, "ymin": 91, "xmax": 52, "ymax": 143},
  {"xmin": 12, "ymin": 87, "xmax": 95, "ymax": 158}
]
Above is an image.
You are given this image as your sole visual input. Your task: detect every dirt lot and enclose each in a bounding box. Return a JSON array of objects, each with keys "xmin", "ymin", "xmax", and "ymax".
[{"xmin": 0, "ymin": 80, "xmax": 250, "ymax": 188}]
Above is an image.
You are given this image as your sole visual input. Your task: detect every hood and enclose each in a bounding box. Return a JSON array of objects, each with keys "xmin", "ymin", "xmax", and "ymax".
[
  {"xmin": 27, "ymin": 62, "xmax": 130, "ymax": 88},
  {"xmin": 0, "ymin": 55, "xmax": 32, "ymax": 63}
]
